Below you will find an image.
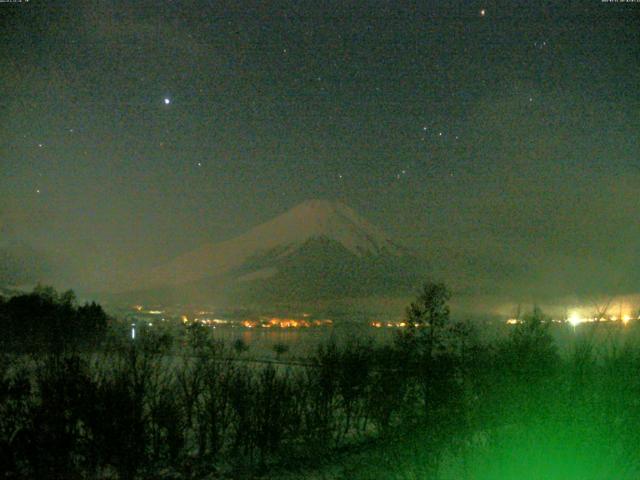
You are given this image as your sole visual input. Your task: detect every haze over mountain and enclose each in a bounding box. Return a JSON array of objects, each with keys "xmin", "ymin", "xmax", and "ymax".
[
  {"xmin": 121, "ymin": 200, "xmax": 424, "ymax": 308},
  {"xmin": 2, "ymin": 1, "xmax": 637, "ymax": 318}
]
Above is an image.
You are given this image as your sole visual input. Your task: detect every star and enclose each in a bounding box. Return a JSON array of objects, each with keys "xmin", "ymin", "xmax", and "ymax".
[
  {"xmin": 479, "ymin": 9, "xmax": 486, "ymax": 17},
  {"xmin": 163, "ymin": 98, "xmax": 171, "ymax": 105},
  {"xmin": 38, "ymin": 143, "xmax": 43, "ymax": 148},
  {"xmin": 36, "ymin": 189, "xmax": 40, "ymax": 194},
  {"xmin": 197, "ymin": 162, "xmax": 202, "ymax": 167}
]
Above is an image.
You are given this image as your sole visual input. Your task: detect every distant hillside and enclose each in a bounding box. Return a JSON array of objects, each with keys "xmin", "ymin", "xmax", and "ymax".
[{"xmin": 120, "ymin": 200, "xmax": 426, "ymax": 307}]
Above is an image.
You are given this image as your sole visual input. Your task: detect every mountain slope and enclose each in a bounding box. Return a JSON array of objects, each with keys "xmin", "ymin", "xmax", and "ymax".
[{"xmin": 127, "ymin": 200, "xmax": 424, "ymax": 305}]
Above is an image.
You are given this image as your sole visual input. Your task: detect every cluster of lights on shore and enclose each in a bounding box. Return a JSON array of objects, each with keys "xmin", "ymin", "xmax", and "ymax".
[
  {"xmin": 131, "ymin": 305, "xmax": 639, "ymax": 337},
  {"xmin": 180, "ymin": 315, "xmax": 333, "ymax": 329},
  {"xmin": 506, "ymin": 313, "xmax": 640, "ymax": 327},
  {"xmin": 567, "ymin": 313, "xmax": 637, "ymax": 327}
]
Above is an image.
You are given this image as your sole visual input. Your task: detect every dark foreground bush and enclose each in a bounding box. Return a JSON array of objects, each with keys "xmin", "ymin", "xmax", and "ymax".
[
  {"xmin": 0, "ymin": 286, "xmax": 108, "ymax": 353},
  {"xmin": 2, "ymin": 284, "xmax": 640, "ymax": 479}
]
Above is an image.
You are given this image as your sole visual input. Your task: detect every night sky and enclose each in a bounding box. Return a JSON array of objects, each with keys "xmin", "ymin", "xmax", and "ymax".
[{"xmin": 1, "ymin": 1, "xmax": 639, "ymax": 311}]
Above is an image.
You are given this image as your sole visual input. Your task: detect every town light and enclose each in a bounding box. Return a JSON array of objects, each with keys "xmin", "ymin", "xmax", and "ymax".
[{"xmin": 568, "ymin": 313, "xmax": 582, "ymax": 328}]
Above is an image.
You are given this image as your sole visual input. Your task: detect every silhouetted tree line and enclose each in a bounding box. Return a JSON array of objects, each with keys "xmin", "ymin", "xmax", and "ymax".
[
  {"xmin": 2, "ymin": 282, "xmax": 640, "ymax": 478},
  {"xmin": 0, "ymin": 285, "xmax": 108, "ymax": 352}
]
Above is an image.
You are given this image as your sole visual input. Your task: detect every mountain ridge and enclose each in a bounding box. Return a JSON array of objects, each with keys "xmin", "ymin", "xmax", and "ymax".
[
  {"xmin": 122, "ymin": 199, "xmax": 424, "ymax": 306},
  {"xmin": 136, "ymin": 200, "xmax": 408, "ymax": 289}
]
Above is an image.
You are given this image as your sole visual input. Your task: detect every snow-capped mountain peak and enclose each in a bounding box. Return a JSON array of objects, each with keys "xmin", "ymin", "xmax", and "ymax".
[
  {"xmin": 245, "ymin": 199, "xmax": 401, "ymax": 255},
  {"xmin": 135, "ymin": 199, "xmax": 406, "ymax": 290}
]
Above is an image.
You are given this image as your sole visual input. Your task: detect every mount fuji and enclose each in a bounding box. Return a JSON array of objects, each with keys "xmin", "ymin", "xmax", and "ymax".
[{"xmin": 124, "ymin": 200, "xmax": 425, "ymax": 307}]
